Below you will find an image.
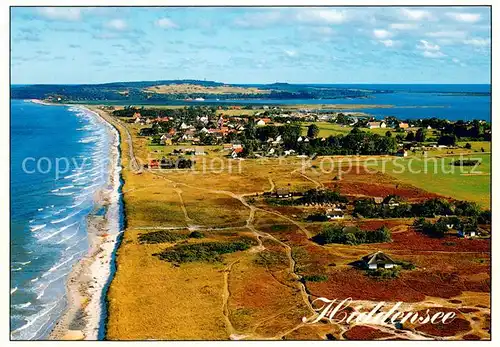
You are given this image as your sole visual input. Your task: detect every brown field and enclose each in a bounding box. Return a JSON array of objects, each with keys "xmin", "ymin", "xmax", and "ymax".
[{"xmin": 94, "ymin": 107, "xmax": 490, "ymax": 341}]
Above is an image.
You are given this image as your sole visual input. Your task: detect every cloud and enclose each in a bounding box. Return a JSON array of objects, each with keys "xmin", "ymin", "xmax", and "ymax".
[
  {"xmin": 233, "ymin": 11, "xmax": 281, "ymax": 28},
  {"xmin": 446, "ymin": 12, "xmax": 481, "ymax": 23},
  {"xmin": 36, "ymin": 7, "xmax": 83, "ymax": 21},
  {"xmin": 452, "ymin": 57, "xmax": 466, "ymax": 66},
  {"xmin": 426, "ymin": 31, "xmax": 467, "ymax": 39},
  {"xmin": 233, "ymin": 8, "xmax": 346, "ymax": 28},
  {"xmin": 105, "ymin": 19, "xmax": 128, "ymax": 31},
  {"xmin": 400, "ymin": 8, "xmax": 432, "ymax": 21},
  {"xmin": 390, "ymin": 23, "xmax": 417, "ymax": 30},
  {"xmin": 373, "ymin": 29, "xmax": 392, "ymax": 39},
  {"xmin": 284, "ymin": 49, "xmax": 297, "ymax": 57},
  {"xmin": 416, "ymin": 39, "xmax": 445, "ymax": 59},
  {"xmin": 416, "ymin": 40, "xmax": 440, "ymax": 51},
  {"xmin": 379, "ymin": 39, "xmax": 396, "ymax": 47},
  {"xmin": 156, "ymin": 18, "xmax": 178, "ymax": 29},
  {"xmin": 295, "ymin": 9, "xmax": 346, "ymax": 24},
  {"xmin": 463, "ymin": 38, "xmax": 490, "ymax": 46},
  {"xmin": 422, "ymin": 51, "xmax": 446, "ymax": 58}
]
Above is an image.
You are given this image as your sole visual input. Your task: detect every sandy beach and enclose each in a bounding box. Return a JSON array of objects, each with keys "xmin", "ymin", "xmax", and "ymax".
[{"xmin": 48, "ymin": 105, "xmax": 123, "ymax": 340}]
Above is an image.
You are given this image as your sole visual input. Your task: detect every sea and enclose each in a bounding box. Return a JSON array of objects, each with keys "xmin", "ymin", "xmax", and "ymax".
[{"xmin": 10, "ymin": 100, "xmax": 114, "ymax": 340}]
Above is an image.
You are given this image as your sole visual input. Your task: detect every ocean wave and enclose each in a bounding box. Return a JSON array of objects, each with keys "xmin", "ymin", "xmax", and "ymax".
[
  {"xmin": 72, "ymin": 176, "xmax": 89, "ymax": 183},
  {"xmin": 50, "ymin": 210, "xmax": 81, "ymax": 224},
  {"xmin": 43, "ymin": 253, "xmax": 81, "ymax": 278},
  {"xmin": 65, "ymin": 235, "xmax": 88, "ymax": 251},
  {"xmin": 68, "ymin": 200, "xmax": 85, "ymax": 208},
  {"xmin": 56, "ymin": 225, "xmax": 80, "ymax": 244},
  {"xmin": 79, "ymin": 136, "xmax": 99, "ymax": 144},
  {"xmin": 38, "ymin": 221, "xmax": 79, "ymax": 242},
  {"xmin": 11, "ymin": 287, "xmax": 18, "ymax": 295},
  {"xmin": 30, "ymin": 277, "xmax": 39, "ymax": 283},
  {"xmin": 10, "ymin": 299, "xmax": 60, "ymax": 339},
  {"xmin": 14, "ymin": 261, "xmax": 31, "ymax": 266},
  {"xmin": 13, "ymin": 302, "xmax": 32, "ymax": 309},
  {"xmin": 83, "ymin": 183, "xmax": 100, "ymax": 190},
  {"xmin": 52, "ymin": 191, "xmax": 74, "ymax": 196},
  {"xmin": 64, "ymin": 172, "xmax": 84, "ymax": 179},
  {"xmin": 53, "ymin": 208, "xmax": 67, "ymax": 216},
  {"xmin": 29, "ymin": 224, "xmax": 46, "ymax": 232}
]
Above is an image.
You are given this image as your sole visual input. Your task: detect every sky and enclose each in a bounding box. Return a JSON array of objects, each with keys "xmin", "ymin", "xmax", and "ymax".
[{"xmin": 10, "ymin": 6, "xmax": 491, "ymax": 85}]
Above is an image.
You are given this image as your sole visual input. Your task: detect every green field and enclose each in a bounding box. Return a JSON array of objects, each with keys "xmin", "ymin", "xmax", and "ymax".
[
  {"xmin": 375, "ymin": 153, "xmax": 491, "ymax": 208},
  {"xmin": 301, "ymin": 122, "xmax": 391, "ymax": 137}
]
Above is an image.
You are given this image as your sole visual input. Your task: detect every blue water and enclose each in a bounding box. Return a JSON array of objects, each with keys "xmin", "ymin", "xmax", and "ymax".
[{"xmin": 10, "ymin": 100, "xmax": 112, "ymax": 340}]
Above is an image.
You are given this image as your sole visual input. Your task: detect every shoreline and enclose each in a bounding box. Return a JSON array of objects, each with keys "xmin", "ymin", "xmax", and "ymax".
[{"xmin": 47, "ymin": 104, "xmax": 123, "ymax": 340}]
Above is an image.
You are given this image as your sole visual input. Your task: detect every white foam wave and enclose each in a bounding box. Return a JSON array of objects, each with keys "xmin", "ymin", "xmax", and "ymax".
[
  {"xmin": 50, "ymin": 210, "xmax": 80, "ymax": 224},
  {"xmin": 30, "ymin": 224, "xmax": 46, "ymax": 232},
  {"xmin": 38, "ymin": 221, "xmax": 79, "ymax": 242},
  {"xmin": 52, "ymin": 192, "xmax": 74, "ymax": 196},
  {"xmin": 64, "ymin": 171, "xmax": 84, "ymax": 179},
  {"xmin": 13, "ymin": 302, "xmax": 32, "ymax": 309}
]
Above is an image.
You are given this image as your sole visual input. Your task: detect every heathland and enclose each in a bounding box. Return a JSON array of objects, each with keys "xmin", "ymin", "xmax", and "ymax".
[{"xmin": 91, "ymin": 104, "xmax": 490, "ymax": 341}]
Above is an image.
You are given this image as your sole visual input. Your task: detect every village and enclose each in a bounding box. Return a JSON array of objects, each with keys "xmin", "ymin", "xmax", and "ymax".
[{"xmin": 109, "ymin": 105, "xmax": 490, "ymax": 170}]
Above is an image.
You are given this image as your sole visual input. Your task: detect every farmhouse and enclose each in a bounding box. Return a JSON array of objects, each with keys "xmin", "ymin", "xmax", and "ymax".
[
  {"xmin": 230, "ymin": 147, "xmax": 244, "ymax": 158},
  {"xmin": 275, "ymin": 188, "xmax": 291, "ymax": 198},
  {"xmin": 398, "ymin": 122, "xmax": 409, "ymax": 129},
  {"xmin": 326, "ymin": 208, "xmax": 345, "ymax": 220},
  {"xmin": 383, "ymin": 196, "xmax": 401, "ymax": 208},
  {"xmin": 160, "ymin": 134, "xmax": 173, "ymax": 145},
  {"xmin": 396, "ymin": 149, "xmax": 408, "ymax": 157},
  {"xmin": 362, "ymin": 251, "xmax": 396, "ymax": 270},
  {"xmin": 367, "ymin": 121, "xmax": 386, "ymax": 129},
  {"xmin": 458, "ymin": 229, "xmax": 476, "ymax": 238},
  {"xmin": 256, "ymin": 118, "xmax": 271, "ymax": 126},
  {"xmin": 149, "ymin": 159, "xmax": 159, "ymax": 169}
]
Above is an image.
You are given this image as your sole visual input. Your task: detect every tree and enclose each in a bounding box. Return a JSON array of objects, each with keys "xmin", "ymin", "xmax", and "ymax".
[
  {"xmin": 415, "ymin": 128, "xmax": 426, "ymax": 142},
  {"xmin": 438, "ymin": 134, "xmax": 457, "ymax": 146},
  {"xmin": 465, "ymin": 143, "xmax": 472, "ymax": 149},
  {"xmin": 385, "ymin": 131, "xmax": 392, "ymax": 137},
  {"xmin": 307, "ymin": 124, "xmax": 320, "ymax": 138},
  {"xmin": 405, "ymin": 131, "xmax": 415, "ymax": 142}
]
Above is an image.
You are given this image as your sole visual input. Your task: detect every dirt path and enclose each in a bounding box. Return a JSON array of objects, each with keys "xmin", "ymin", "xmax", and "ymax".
[{"xmin": 222, "ymin": 260, "xmax": 240, "ymax": 339}]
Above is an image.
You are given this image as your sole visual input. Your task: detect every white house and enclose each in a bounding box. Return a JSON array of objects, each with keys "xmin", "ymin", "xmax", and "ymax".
[
  {"xmin": 458, "ymin": 229, "xmax": 476, "ymax": 238},
  {"xmin": 326, "ymin": 208, "xmax": 344, "ymax": 220},
  {"xmin": 362, "ymin": 251, "xmax": 396, "ymax": 270}
]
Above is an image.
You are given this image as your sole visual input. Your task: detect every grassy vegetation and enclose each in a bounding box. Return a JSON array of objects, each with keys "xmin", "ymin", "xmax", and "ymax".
[
  {"xmin": 302, "ymin": 274, "xmax": 329, "ymax": 282},
  {"xmin": 138, "ymin": 230, "xmax": 188, "ymax": 244},
  {"xmin": 301, "ymin": 122, "xmax": 392, "ymax": 137},
  {"xmin": 154, "ymin": 240, "xmax": 252, "ymax": 264},
  {"xmin": 457, "ymin": 141, "xmax": 491, "ymax": 152},
  {"xmin": 377, "ymin": 153, "xmax": 491, "ymax": 208}
]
